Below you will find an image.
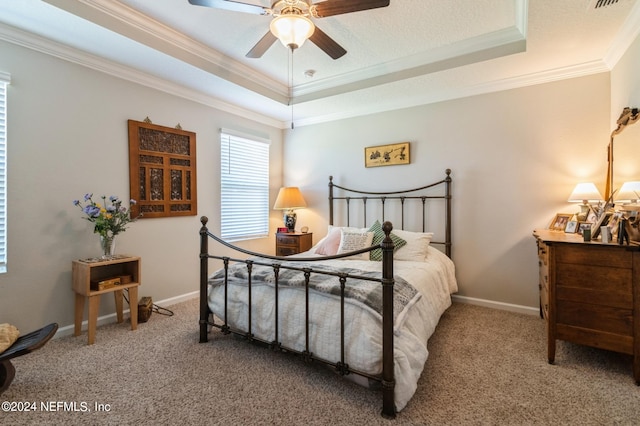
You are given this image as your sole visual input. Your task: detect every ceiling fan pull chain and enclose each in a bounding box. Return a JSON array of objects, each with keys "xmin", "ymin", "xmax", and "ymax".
[{"xmin": 290, "ymin": 47, "xmax": 295, "ymax": 130}]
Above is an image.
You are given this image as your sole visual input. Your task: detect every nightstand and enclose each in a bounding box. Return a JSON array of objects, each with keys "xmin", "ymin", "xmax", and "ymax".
[
  {"xmin": 72, "ymin": 255, "xmax": 141, "ymax": 345},
  {"xmin": 276, "ymin": 232, "xmax": 313, "ymax": 256}
]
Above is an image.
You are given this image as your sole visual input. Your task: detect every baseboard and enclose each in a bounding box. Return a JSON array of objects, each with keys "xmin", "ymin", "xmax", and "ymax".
[
  {"xmin": 56, "ymin": 291, "xmax": 536, "ymax": 339},
  {"xmin": 452, "ymin": 295, "xmax": 539, "ymax": 316},
  {"xmin": 55, "ymin": 291, "xmax": 200, "ymax": 339},
  {"xmin": 153, "ymin": 290, "xmax": 199, "ymax": 307}
]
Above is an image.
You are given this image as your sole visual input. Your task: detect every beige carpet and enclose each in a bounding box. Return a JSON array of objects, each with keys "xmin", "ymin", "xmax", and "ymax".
[{"xmin": 3, "ymin": 299, "xmax": 640, "ymax": 425}]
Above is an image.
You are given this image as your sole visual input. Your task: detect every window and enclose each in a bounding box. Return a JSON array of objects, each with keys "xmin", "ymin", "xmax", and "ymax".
[
  {"xmin": 220, "ymin": 129, "xmax": 270, "ymax": 241},
  {"xmin": 0, "ymin": 73, "xmax": 9, "ymax": 273}
]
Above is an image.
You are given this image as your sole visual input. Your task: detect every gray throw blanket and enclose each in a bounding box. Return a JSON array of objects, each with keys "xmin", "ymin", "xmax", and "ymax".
[{"xmin": 208, "ymin": 261, "xmax": 420, "ymax": 325}]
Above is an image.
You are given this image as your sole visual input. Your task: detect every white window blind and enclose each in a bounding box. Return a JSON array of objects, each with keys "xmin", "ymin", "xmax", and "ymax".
[
  {"xmin": 0, "ymin": 75, "xmax": 9, "ymax": 273},
  {"xmin": 220, "ymin": 130, "xmax": 270, "ymax": 241}
]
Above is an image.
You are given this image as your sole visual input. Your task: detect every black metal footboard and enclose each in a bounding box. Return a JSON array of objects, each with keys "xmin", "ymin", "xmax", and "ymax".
[{"xmin": 199, "ymin": 216, "xmax": 398, "ymax": 418}]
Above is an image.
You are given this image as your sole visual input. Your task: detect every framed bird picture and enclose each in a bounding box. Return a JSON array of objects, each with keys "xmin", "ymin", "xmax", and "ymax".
[{"xmin": 364, "ymin": 142, "xmax": 410, "ymax": 168}]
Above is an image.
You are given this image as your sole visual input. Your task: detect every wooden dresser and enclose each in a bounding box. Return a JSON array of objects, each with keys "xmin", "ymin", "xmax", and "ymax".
[{"xmin": 533, "ymin": 229, "xmax": 640, "ymax": 383}]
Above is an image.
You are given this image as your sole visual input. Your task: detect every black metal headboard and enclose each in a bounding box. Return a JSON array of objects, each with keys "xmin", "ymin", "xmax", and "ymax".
[{"xmin": 328, "ymin": 169, "xmax": 452, "ymax": 258}]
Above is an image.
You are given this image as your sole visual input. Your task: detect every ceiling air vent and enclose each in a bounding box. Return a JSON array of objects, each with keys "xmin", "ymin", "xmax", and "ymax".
[{"xmin": 589, "ymin": 0, "xmax": 620, "ymax": 9}]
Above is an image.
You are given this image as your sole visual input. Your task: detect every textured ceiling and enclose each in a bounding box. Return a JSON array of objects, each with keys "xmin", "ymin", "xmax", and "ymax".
[{"xmin": 0, "ymin": 0, "xmax": 638, "ymax": 128}]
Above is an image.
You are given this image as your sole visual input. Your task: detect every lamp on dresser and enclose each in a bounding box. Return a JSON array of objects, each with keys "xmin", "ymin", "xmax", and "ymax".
[
  {"xmin": 615, "ymin": 181, "xmax": 640, "ymax": 220},
  {"xmin": 273, "ymin": 187, "xmax": 307, "ymax": 232},
  {"xmin": 616, "ymin": 181, "xmax": 640, "ymax": 204},
  {"xmin": 567, "ymin": 182, "xmax": 603, "ymax": 221}
]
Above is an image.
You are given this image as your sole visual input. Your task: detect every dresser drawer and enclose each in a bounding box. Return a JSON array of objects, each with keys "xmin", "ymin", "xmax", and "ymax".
[
  {"xmin": 277, "ymin": 246, "xmax": 299, "ymax": 256},
  {"xmin": 277, "ymin": 234, "xmax": 300, "ymax": 246},
  {"xmin": 275, "ymin": 232, "xmax": 313, "ymax": 256},
  {"xmin": 556, "ymin": 263, "xmax": 632, "ymax": 292},
  {"xmin": 538, "ymin": 258, "xmax": 549, "ymax": 291},
  {"xmin": 537, "ymin": 240, "xmax": 549, "ymax": 265},
  {"xmin": 556, "ymin": 244, "xmax": 632, "ymax": 268},
  {"xmin": 556, "ymin": 300, "xmax": 633, "ymax": 336},
  {"xmin": 540, "ymin": 280, "xmax": 549, "ymax": 320}
]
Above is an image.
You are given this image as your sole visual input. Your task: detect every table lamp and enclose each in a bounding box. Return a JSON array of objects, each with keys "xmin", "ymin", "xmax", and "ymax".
[
  {"xmin": 616, "ymin": 181, "xmax": 640, "ymax": 217},
  {"xmin": 568, "ymin": 182, "xmax": 603, "ymax": 221},
  {"xmin": 273, "ymin": 187, "xmax": 307, "ymax": 232},
  {"xmin": 616, "ymin": 181, "xmax": 640, "ymax": 204}
]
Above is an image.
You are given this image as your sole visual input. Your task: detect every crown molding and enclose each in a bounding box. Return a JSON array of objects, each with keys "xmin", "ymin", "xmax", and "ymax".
[
  {"xmin": 44, "ymin": 0, "xmax": 532, "ymax": 106},
  {"xmin": 0, "ymin": 22, "xmax": 282, "ymax": 128},
  {"xmin": 0, "ymin": 0, "xmax": 630, "ymax": 130},
  {"xmin": 292, "ymin": 26, "xmax": 526, "ymax": 103},
  {"xmin": 602, "ymin": 0, "xmax": 640, "ymax": 69},
  {"xmin": 294, "ymin": 60, "xmax": 610, "ymax": 127},
  {"xmin": 293, "ymin": 0, "xmax": 529, "ymax": 101},
  {"xmin": 43, "ymin": 0, "xmax": 289, "ymax": 103},
  {"xmin": 0, "ymin": 20, "xmax": 614, "ymax": 130}
]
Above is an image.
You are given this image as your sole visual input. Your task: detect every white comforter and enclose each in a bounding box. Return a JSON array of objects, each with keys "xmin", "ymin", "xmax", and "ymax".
[{"xmin": 207, "ymin": 246, "xmax": 457, "ymax": 411}]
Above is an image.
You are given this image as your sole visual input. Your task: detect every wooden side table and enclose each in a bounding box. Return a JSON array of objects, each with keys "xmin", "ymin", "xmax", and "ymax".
[
  {"xmin": 276, "ymin": 232, "xmax": 313, "ymax": 256},
  {"xmin": 72, "ymin": 255, "xmax": 141, "ymax": 345}
]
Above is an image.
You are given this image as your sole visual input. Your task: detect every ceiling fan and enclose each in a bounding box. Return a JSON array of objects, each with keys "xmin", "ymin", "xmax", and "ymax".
[{"xmin": 188, "ymin": 0, "xmax": 391, "ymax": 60}]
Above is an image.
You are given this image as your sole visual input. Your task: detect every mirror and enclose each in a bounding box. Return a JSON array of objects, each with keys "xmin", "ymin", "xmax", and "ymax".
[
  {"xmin": 614, "ymin": 120, "xmax": 640, "ymax": 193},
  {"xmin": 606, "ymin": 107, "xmax": 640, "ymax": 200}
]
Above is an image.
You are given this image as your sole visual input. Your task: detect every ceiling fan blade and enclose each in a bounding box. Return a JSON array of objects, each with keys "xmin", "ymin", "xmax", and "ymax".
[
  {"xmin": 246, "ymin": 31, "xmax": 278, "ymax": 58},
  {"xmin": 188, "ymin": 0, "xmax": 269, "ymax": 15},
  {"xmin": 309, "ymin": 27, "xmax": 347, "ymax": 60},
  {"xmin": 311, "ymin": 0, "xmax": 390, "ymax": 18}
]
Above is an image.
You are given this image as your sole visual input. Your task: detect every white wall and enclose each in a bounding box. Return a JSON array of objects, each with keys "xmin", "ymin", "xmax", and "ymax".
[
  {"xmin": 0, "ymin": 40, "xmax": 284, "ymax": 332},
  {"xmin": 610, "ymin": 31, "xmax": 640, "ymax": 189},
  {"xmin": 611, "ymin": 32, "xmax": 640, "ymax": 124},
  {"xmin": 283, "ymin": 73, "xmax": 611, "ymax": 310},
  {"xmin": 2, "ymin": 28, "xmax": 638, "ymax": 331}
]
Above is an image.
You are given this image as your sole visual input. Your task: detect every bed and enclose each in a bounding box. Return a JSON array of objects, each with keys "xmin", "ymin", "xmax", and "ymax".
[{"xmin": 199, "ymin": 170, "xmax": 456, "ymax": 418}]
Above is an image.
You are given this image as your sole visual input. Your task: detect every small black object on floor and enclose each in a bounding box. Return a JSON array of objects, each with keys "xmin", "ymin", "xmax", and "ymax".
[{"xmin": 0, "ymin": 322, "xmax": 58, "ymax": 394}]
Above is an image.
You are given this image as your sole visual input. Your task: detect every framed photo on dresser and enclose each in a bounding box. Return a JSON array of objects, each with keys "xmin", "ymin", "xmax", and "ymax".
[
  {"xmin": 577, "ymin": 221, "xmax": 593, "ymax": 235},
  {"xmin": 549, "ymin": 213, "xmax": 573, "ymax": 231},
  {"xmin": 565, "ymin": 220, "xmax": 578, "ymax": 233},
  {"xmin": 591, "ymin": 211, "xmax": 613, "ymax": 239},
  {"xmin": 609, "ymin": 211, "xmax": 623, "ymax": 236}
]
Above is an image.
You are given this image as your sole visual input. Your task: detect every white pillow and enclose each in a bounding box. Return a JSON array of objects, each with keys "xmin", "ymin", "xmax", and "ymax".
[
  {"xmin": 337, "ymin": 230, "xmax": 374, "ymax": 260},
  {"xmin": 329, "ymin": 224, "xmax": 369, "ymax": 234},
  {"xmin": 393, "ymin": 229, "xmax": 434, "ymax": 261},
  {"xmin": 313, "ymin": 227, "xmax": 342, "ymax": 255},
  {"xmin": 312, "ymin": 225, "xmax": 369, "ymax": 255}
]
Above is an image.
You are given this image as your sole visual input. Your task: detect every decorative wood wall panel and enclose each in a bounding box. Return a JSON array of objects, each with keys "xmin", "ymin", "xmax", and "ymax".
[{"xmin": 128, "ymin": 119, "xmax": 197, "ymax": 218}]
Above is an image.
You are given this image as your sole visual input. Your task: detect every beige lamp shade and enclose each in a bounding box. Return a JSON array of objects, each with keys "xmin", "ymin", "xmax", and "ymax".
[
  {"xmin": 567, "ymin": 183, "xmax": 603, "ymax": 203},
  {"xmin": 616, "ymin": 181, "xmax": 640, "ymax": 203},
  {"xmin": 273, "ymin": 187, "xmax": 307, "ymax": 210},
  {"xmin": 274, "ymin": 187, "xmax": 306, "ymax": 233}
]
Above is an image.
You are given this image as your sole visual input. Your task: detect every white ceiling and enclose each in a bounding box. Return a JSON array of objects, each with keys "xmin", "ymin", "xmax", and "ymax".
[{"xmin": 0, "ymin": 0, "xmax": 639, "ymax": 128}]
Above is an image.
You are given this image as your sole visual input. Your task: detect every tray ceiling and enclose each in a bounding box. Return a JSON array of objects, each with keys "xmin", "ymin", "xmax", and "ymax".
[{"xmin": 0, "ymin": 0, "xmax": 638, "ymax": 128}]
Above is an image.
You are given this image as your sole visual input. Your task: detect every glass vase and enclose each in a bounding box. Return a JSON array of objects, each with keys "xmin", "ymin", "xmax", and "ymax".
[{"xmin": 99, "ymin": 235, "xmax": 117, "ymax": 259}]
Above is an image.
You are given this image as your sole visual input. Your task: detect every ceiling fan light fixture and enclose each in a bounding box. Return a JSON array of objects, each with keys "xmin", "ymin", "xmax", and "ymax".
[{"xmin": 270, "ymin": 14, "xmax": 315, "ymax": 50}]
